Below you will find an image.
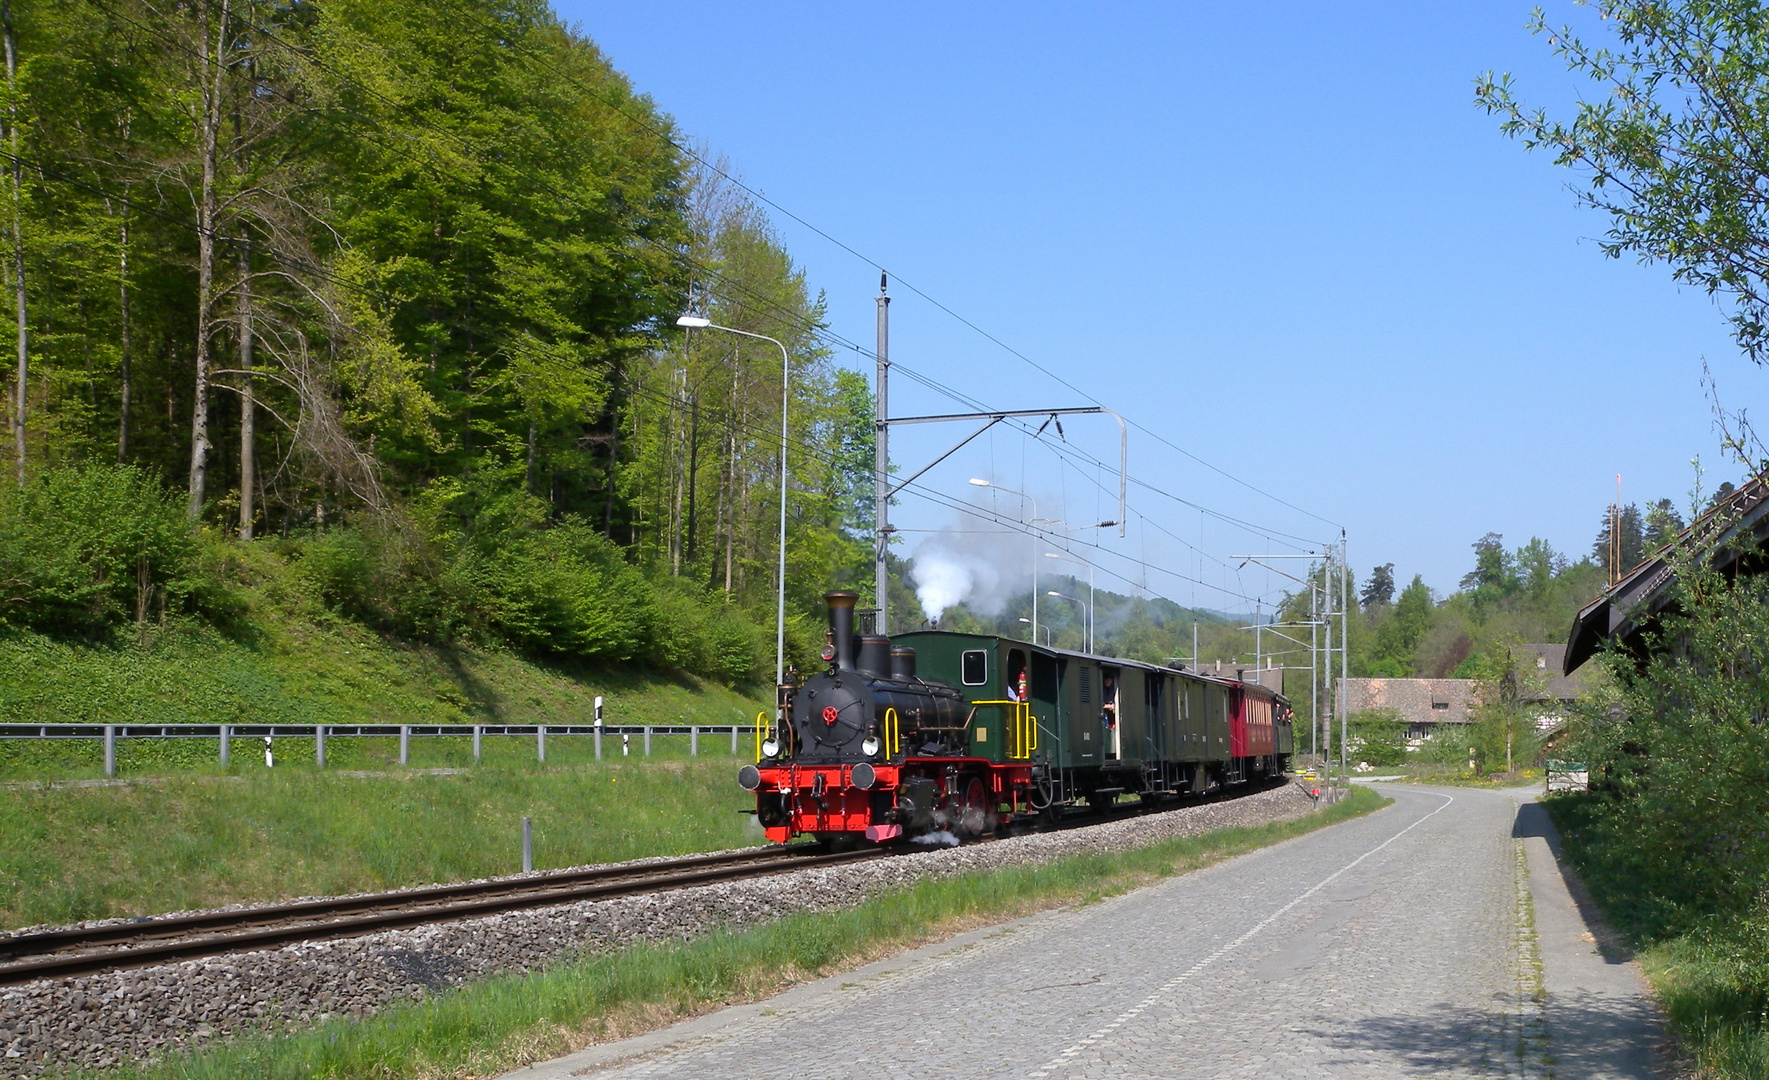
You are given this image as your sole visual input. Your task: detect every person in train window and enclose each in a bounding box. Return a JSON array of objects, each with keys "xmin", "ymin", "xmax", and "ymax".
[{"xmin": 1100, "ymin": 673, "xmax": 1117, "ymax": 730}]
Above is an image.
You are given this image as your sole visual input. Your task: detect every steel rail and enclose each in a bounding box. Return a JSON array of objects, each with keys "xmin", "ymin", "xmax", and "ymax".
[
  {"xmin": 0, "ymin": 845, "xmax": 874, "ymax": 985},
  {"xmin": 0, "ymin": 774, "xmax": 1290, "ymax": 986}
]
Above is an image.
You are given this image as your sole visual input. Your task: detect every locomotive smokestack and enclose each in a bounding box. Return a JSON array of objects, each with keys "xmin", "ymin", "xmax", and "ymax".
[{"xmin": 825, "ymin": 591, "xmax": 859, "ymax": 671}]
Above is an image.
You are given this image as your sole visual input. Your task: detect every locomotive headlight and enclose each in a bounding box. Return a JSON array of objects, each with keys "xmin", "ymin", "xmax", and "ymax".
[
  {"xmin": 861, "ymin": 736, "xmax": 880, "ymax": 757},
  {"xmin": 761, "ymin": 738, "xmax": 780, "ymax": 759}
]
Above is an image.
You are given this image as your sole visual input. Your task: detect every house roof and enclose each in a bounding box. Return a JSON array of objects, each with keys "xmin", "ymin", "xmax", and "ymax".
[
  {"xmin": 1515, "ymin": 644, "xmax": 1590, "ymax": 702},
  {"xmin": 1564, "ymin": 476, "xmax": 1769, "ymax": 674},
  {"xmin": 1343, "ymin": 679, "xmax": 1482, "ymax": 724}
]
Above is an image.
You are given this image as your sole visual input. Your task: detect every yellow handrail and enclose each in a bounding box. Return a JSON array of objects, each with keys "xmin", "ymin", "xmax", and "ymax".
[
  {"xmin": 968, "ymin": 700, "xmax": 1036, "ymax": 760},
  {"xmin": 754, "ymin": 711, "xmax": 768, "ymax": 763},
  {"xmin": 884, "ymin": 707, "xmax": 900, "ymax": 758}
]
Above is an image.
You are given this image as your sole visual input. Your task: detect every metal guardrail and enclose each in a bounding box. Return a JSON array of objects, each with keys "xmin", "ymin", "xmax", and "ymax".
[{"xmin": 0, "ymin": 723, "xmax": 763, "ymax": 776}]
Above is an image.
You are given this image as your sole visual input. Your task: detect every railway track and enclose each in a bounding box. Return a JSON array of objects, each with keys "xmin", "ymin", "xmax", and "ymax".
[
  {"xmin": 0, "ymin": 843, "xmax": 882, "ymax": 986},
  {"xmin": 0, "ymin": 775, "xmax": 1291, "ymax": 987}
]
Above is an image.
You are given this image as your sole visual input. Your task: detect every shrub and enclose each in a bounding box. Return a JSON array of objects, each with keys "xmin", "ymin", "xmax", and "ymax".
[
  {"xmin": 1571, "ymin": 561, "xmax": 1769, "ymax": 933},
  {"xmin": 297, "ymin": 525, "xmax": 468, "ymax": 641},
  {"xmin": 473, "ymin": 523, "xmax": 658, "ymax": 663},
  {"xmin": 1347, "ymin": 708, "xmax": 1410, "ymax": 766},
  {"xmin": 1419, "ymin": 722, "xmax": 1472, "ymax": 765},
  {"xmin": 0, "ymin": 465, "xmax": 202, "ymax": 635},
  {"xmin": 650, "ymin": 578, "xmax": 766, "ymax": 685},
  {"xmin": 297, "ymin": 491, "xmax": 774, "ymax": 687}
]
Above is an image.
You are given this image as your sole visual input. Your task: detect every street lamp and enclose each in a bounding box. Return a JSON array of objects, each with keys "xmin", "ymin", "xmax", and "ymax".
[
  {"xmin": 970, "ymin": 478, "xmax": 1038, "ymax": 643},
  {"xmin": 1043, "ymin": 551, "xmax": 1096, "ymax": 652},
  {"xmin": 678, "ymin": 315, "xmax": 792, "ymax": 688},
  {"xmin": 1047, "ymin": 590, "xmax": 1093, "ymax": 654}
]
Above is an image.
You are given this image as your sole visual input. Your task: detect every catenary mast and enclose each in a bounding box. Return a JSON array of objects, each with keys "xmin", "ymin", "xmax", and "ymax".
[{"xmin": 875, "ymin": 273, "xmax": 890, "ymax": 631}]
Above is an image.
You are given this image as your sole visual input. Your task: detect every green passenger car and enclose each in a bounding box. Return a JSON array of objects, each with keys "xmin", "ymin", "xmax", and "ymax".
[{"xmin": 893, "ymin": 631, "xmax": 1290, "ymax": 808}]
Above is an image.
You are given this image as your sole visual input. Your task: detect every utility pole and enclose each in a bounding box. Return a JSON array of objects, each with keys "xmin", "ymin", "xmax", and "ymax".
[
  {"xmin": 1310, "ymin": 584, "xmax": 1318, "ymax": 760},
  {"xmin": 874, "ymin": 273, "xmax": 890, "ymax": 631},
  {"xmin": 1321, "ymin": 549, "xmax": 1333, "ymax": 773},
  {"xmin": 1340, "ymin": 532, "xmax": 1350, "ymax": 780}
]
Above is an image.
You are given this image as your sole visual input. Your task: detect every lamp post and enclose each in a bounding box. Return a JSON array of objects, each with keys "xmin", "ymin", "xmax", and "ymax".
[
  {"xmin": 1047, "ymin": 590, "xmax": 1092, "ymax": 654},
  {"xmin": 678, "ymin": 315, "xmax": 791, "ymax": 688},
  {"xmin": 970, "ymin": 478, "xmax": 1038, "ymax": 643},
  {"xmin": 1043, "ymin": 551, "xmax": 1096, "ymax": 652}
]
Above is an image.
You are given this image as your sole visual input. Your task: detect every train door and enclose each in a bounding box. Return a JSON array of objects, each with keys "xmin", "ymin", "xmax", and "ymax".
[
  {"xmin": 1229, "ymin": 686, "xmax": 1248, "ymax": 759},
  {"xmin": 1144, "ymin": 672, "xmax": 1165, "ymax": 761},
  {"xmin": 1076, "ymin": 662, "xmax": 1097, "ymax": 764},
  {"xmin": 1051, "ymin": 655, "xmax": 1078, "ymax": 768},
  {"xmin": 1204, "ymin": 684, "xmax": 1226, "ymax": 760},
  {"xmin": 980, "ymin": 647, "xmax": 1028, "ymax": 765},
  {"xmin": 1180, "ymin": 679, "xmax": 1202, "ymax": 762},
  {"xmin": 1031, "ymin": 650, "xmax": 1061, "ymax": 759},
  {"xmin": 1100, "ymin": 665, "xmax": 1122, "ymax": 762}
]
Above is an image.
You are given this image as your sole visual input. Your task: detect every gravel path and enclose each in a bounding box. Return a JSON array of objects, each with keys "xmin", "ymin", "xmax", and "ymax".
[
  {"xmin": 0, "ymin": 783, "xmax": 1318, "ymax": 1074},
  {"xmin": 510, "ymin": 785, "xmax": 1646, "ymax": 1080}
]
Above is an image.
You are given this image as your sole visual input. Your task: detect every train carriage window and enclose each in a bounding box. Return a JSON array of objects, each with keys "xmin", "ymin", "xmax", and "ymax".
[{"xmin": 961, "ymin": 650, "xmax": 988, "ymax": 686}]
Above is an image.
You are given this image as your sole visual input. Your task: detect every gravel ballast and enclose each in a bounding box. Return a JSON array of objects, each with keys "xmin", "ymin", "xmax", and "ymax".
[{"xmin": 0, "ymin": 783, "xmax": 1324, "ymax": 1074}]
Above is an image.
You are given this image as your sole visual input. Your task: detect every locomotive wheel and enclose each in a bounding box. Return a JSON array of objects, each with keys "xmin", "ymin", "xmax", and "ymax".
[{"xmin": 956, "ymin": 775, "xmax": 992, "ymax": 838}]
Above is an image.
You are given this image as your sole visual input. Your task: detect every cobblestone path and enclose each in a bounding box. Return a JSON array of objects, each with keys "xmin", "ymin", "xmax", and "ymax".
[{"xmin": 531, "ymin": 787, "xmax": 1604, "ymax": 1079}]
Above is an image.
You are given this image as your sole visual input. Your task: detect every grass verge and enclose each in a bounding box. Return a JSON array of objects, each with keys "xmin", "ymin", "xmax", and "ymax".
[
  {"xmin": 84, "ymin": 787, "xmax": 1389, "ymax": 1080},
  {"xmin": 1544, "ymin": 792, "xmax": 1763, "ymax": 1078},
  {"xmin": 0, "ymin": 757, "xmax": 762, "ymax": 929}
]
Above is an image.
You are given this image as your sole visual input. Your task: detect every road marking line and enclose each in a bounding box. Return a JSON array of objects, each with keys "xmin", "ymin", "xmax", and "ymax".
[{"xmin": 1023, "ymin": 791, "xmax": 1457, "ymax": 1079}]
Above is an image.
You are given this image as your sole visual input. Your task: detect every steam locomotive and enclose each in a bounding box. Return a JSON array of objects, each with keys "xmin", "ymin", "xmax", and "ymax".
[{"xmin": 737, "ymin": 591, "xmax": 1294, "ymax": 845}]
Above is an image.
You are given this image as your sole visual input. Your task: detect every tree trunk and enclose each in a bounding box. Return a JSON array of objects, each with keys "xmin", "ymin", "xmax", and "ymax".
[
  {"xmin": 116, "ymin": 189, "xmax": 131, "ymax": 462},
  {"xmin": 524, "ymin": 418, "xmax": 536, "ymax": 494},
  {"xmin": 603, "ymin": 405, "xmax": 619, "ymax": 536},
  {"xmin": 669, "ymin": 368, "xmax": 684, "ymax": 575},
  {"xmin": 186, "ymin": 0, "xmax": 229, "ymax": 520},
  {"xmin": 237, "ymin": 233, "xmax": 254, "ymax": 539},
  {"xmin": 3, "ymin": 0, "xmax": 25, "ymax": 487}
]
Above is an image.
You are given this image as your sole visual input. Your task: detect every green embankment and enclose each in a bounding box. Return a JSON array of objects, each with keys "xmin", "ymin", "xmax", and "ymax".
[
  {"xmin": 0, "ymin": 584, "xmax": 771, "ymax": 928},
  {"xmin": 94, "ymin": 788, "xmax": 1388, "ymax": 1080},
  {"xmin": 0, "ymin": 621, "xmax": 765, "ymax": 776},
  {"xmin": 0, "ymin": 757, "xmax": 763, "ymax": 930}
]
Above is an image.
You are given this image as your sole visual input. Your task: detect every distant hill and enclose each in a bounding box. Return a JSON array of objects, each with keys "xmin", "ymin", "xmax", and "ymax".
[{"xmin": 910, "ymin": 576, "xmax": 1260, "ymax": 668}]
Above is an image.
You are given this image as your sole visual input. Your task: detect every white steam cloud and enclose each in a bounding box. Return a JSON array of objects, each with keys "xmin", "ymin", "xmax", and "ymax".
[{"xmin": 908, "ymin": 529, "xmax": 1029, "ymax": 622}]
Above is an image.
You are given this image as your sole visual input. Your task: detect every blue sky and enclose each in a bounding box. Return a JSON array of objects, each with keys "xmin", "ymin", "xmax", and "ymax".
[{"xmin": 559, "ymin": 1, "xmax": 1750, "ymax": 611}]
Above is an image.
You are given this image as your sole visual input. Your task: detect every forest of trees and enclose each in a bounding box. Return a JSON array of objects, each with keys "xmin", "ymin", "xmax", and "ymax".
[{"xmin": 0, "ymin": 0, "xmax": 876, "ymax": 682}]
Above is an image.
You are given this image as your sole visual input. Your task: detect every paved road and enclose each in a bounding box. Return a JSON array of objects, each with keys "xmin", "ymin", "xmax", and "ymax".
[{"xmin": 507, "ymin": 785, "xmax": 1663, "ymax": 1080}]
